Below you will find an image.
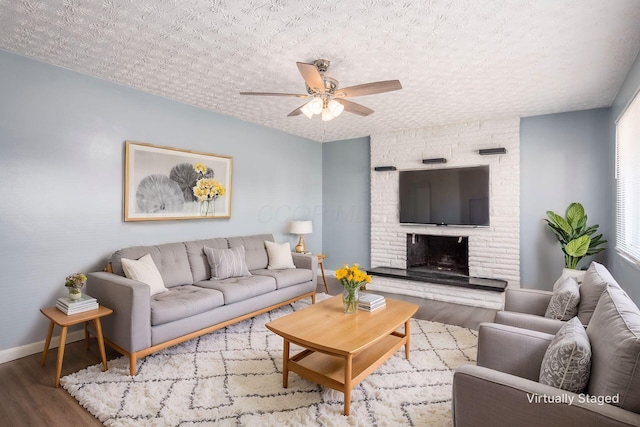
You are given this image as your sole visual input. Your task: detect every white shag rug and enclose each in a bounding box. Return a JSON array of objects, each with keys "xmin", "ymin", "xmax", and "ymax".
[{"xmin": 62, "ymin": 294, "xmax": 477, "ymax": 426}]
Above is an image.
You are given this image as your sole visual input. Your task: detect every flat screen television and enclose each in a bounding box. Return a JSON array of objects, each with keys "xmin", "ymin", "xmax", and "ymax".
[{"xmin": 399, "ymin": 166, "xmax": 490, "ymax": 226}]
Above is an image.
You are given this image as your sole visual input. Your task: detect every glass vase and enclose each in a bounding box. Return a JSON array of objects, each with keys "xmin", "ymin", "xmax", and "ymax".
[
  {"xmin": 69, "ymin": 289, "xmax": 82, "ymax": 301},
  {"xmin": 343, "ymin": 287, "xmax": 359, "ymax": 314}
]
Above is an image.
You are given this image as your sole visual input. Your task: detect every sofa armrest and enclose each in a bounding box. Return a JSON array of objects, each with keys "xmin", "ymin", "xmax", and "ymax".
[
  {"xmin": 453, "ymin": 364, "xmax": 640, "ymax": 427},
  {"xmin": 86, "ymin": 271, "xmax": 152, "ymax": 353},
  {"xmin": 504, "ymin": 288, "xmax": 553, "ymax": 315},
  {"xmin": 477, "ymin": 323, "xmax": 554, "ymax": 381},
  {"xmin": 291, "ymin": 253, "xmax": 318, "ymax": 285},
  {"xmin": 495, "ymin": 311, "xmax": 565, "ymax": 335}
]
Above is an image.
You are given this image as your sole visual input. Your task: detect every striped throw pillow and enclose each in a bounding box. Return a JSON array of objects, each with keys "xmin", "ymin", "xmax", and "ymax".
[{"xmin": 204, "ymin": 246, "xmax": 251, "ymax": 280}]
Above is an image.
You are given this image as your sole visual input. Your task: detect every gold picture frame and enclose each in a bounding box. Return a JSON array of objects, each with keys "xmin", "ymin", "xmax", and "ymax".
[{"xmin": 124, "ymin": 141, "xmax": 232, "ymax": 221}]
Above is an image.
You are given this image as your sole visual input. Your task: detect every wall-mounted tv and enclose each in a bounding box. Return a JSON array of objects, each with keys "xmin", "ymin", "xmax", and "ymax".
[{"xmin": 399, "ymin": 166, "xmax": 490, "ymax": 227}]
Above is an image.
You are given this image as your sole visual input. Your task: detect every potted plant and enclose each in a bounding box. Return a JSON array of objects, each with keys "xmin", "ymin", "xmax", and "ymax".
[
  {"xmin": 65, "ymin": 273, "xmax": 87, "ymax": 301},
  {"xmin": 544, "ymin": 202, "xmax": 606, "ymax": 285}
]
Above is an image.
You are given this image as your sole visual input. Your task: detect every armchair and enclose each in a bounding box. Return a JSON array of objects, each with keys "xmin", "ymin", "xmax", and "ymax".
[{"xmin": 452, "ymin": 285, "xmax": 640, "ymax": 427}]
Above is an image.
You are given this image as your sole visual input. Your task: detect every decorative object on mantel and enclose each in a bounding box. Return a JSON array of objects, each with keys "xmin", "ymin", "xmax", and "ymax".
[
  {"xmin": 336, "ymin": 264, "xmax": 371, "ymax": 313},
  {"xmin": 290, "ymin": 220, "xmax": 312, "ymax": 253},
  {"xmin": 374, "ymin": 166, "xmax": 396, "ymax": 171},
  {"xmin": 478, "ymin": 147, "xmax": 507, "ymax": 155},
  {"xmin": 64, "ymin": 273, "xmax": 87, "ymax": 301},
  {"xmin": 544, "ymin": 202, "xmax": 607, "ymax": 288},
  {"xmin": 422, "ymin": 157, "xmax": 447, "ymax": 164},
  {"xmin": 124, "ymin": 141, "xmax": 232, "ymax": 221}
]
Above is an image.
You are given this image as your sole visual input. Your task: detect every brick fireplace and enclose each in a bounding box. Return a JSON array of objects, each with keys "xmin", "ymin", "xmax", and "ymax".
[{"xmin": 367, "ymin": 118, "xmax": 521, "ymax": 309}]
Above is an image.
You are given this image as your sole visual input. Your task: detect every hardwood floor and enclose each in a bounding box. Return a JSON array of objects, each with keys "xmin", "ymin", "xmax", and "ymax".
[{"xmin": 0, "ymin": 277, "xmax": 497, "ymax": 426}]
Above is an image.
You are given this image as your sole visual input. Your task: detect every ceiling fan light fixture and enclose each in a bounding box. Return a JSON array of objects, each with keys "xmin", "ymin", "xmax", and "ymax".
[
  {"xmin": 300, "ymin": 103, "xmax": 314, "ymax": 118},
  {"xmin": 328, "ymin": 99, "xmax": 344, "ymax": 117},
  {"xmin": 321, "ymin": 108, "xmax": 335, "ymax": 121},
  {"xmin": 308, "ymin": 97, "xmax": 323, "ymax": 115}
]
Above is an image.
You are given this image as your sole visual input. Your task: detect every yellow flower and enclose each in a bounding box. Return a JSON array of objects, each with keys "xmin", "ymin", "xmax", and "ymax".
[
  {"xmin": 336, "ymin": 263, "xmax": 371, "ymax": 290},
  {"xmin": 194, "ymin": 162, "xmax": 208, "ymax": 174}
]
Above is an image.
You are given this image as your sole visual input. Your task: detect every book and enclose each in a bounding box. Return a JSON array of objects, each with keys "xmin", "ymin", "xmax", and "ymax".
[
  {"xmin": 358, "ymin": 292, "xmax": 385, "ymax": 307},
  {"xmin": 56, "ymin": 302, "xmax": 99, "ymax": 315},
  {"xmin": 57, "ymin": 295, "xmax": 97, "ymax": 308},
  {"xmin": 56, "ymin": 294, "xmax": 99, "ymax": 315},
  {"xmin": 359, "ymin": 301, "xmax": 386, "ymax": 312}
]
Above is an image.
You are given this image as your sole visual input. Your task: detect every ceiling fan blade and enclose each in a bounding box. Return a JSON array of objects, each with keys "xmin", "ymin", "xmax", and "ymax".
[
  {"xmin": 335, "ymin": 80, "xmax": 402, "ymax": 98},
  {"xmin": 296, "ymin": 62, "xmax": 325, "ymax": 93},
  {"xmin": 338, "ymin": 99, "xmax": 374, "ymax": 116},
  {"xmin": 288, "ymin": 106, "xmax": 303, "ymax": 117},
  {"xmin": 239, "ymin": 92, "xmax": 309, "ymax": 98}
]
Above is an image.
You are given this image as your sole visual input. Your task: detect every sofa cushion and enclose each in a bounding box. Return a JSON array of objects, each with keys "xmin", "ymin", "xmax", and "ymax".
[
  {"xmin": 184, "ymin": 237, "xmax": 229, "ymax": 282},
  {"xmin": 111, "ymin": 242, "xmax": 193, "ymax": 288},
  {"xmin": 586, "ymin": 286, "xmax": 640, "ymax": 413},
  {"xmin": 544, "ymin": 277, "xmax": 580, "ymax": 321},
  {"xmin": 150, "ymin": 285, "xmax": 224, "ymax": 326},
  {"xmin": 228, "ymin": 234, "xmax": 274, "ymax": 271},
  {"xmin": 194, "ymin": 275, "xmax": 276, "ymax": 305},
  {"xmin": 252, "ymin": 268, "xmax": 313, "ymax": 289},
  {"xmin": 121, "ymin": 254, "xmax": 167, "ymax": 296},
  {"xmin": 539, "ymin": 317, "xmax": 591, "ymax": 393},
  {"xmin": 265, "ymin": 240, "xmax": 296, "ymax": 269},
  {"xmin": 578, "ymin": 261, "xmax": 618, "ymax": 325},
  {"xmin": 204, "ymin": 246, "xmax": 251, "ymax": 280}
]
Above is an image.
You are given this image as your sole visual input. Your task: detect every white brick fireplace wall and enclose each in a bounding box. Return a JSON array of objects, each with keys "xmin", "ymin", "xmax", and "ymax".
[{"xmin": 368, "ymin": 118, "xmax": 520, "ymax": 309}]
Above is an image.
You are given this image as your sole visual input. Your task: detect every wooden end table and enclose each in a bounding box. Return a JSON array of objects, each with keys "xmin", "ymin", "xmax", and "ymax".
[
  {"xmin": 316, "ymin": 254, "xmax": 329, "ymax": 293},
  {"xmin": 40, "ymin": 305, "xmax": 113, "ymax": 387},
  {"xmin": 266, "ymin": 295, "xmax": 418, "ymax": 415}
]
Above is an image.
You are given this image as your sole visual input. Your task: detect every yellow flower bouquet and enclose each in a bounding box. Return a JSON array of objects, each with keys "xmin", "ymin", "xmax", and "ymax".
[
  {"xmin": 335, "ymin": 264, "xmax": 371, "ymax": 313},
  {"xmin": 192, "ymin": 163, "xmax": 225, "ymax": 216}
]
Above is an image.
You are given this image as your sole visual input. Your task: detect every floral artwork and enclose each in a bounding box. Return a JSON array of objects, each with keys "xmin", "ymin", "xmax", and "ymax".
[{"xmin": 125, "ymin": 141, "xmax": 232, "ymax": 221}]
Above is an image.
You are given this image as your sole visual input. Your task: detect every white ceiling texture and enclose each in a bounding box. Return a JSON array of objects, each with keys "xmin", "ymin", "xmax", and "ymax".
[{"xmin": 1, "ymin": 0, "xmax": 640, "ymax": 142}]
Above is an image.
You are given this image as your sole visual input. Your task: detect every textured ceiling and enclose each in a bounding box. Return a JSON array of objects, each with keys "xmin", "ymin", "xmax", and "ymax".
[{"xmin": 1, "ymin": 0, "xmax": 640, "ymax": 142}]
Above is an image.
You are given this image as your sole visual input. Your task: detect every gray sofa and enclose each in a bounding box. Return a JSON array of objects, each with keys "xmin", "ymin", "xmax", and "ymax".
[
  {"xmin": 452, "ymin": 265, "xmax": 640, "ymax": 426},
  {"xmin": 86, "ymin": 234, "xmax": 317, "ymax": 375}
]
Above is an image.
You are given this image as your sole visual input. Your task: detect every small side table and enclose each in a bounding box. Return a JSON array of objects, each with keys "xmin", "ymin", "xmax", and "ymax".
[
  {"xmin": 317, "ymin": 254, "xmax": 329, "ymax": 294},
  {"xmin": 40, "ymin": 305, "xmax": 113, "ymax": 387}
]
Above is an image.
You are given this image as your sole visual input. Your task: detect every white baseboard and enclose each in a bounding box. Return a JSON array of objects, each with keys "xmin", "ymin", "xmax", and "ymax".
[{"xmin": 0, "ymin": 330, "xmax": 85, "ymax": 365}]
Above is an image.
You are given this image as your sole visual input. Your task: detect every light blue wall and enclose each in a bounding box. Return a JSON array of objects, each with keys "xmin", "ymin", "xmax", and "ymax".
[
  {"xmin": 608, "ymin": 50, "xmax": 640, "ymax": 303},
  {"xmin": 0, "ymin": 51, "xmax": 322, "ymax": 352},
  {"xmin": 520, "ymin": 109, "xmax": 611, "ymax": 290},
  {"xmin": 321, "ymin": 137, "xmax": 370, "ymax": 270}
]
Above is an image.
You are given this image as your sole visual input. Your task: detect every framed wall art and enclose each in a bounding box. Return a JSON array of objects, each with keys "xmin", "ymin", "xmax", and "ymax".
[{"xmin": 124, "ymin": 141, "xmax": 232, "ymax": 221}]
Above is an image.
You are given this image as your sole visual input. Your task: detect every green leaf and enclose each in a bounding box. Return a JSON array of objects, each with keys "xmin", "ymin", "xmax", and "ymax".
[
  {"xmin": 565, "ymin": 235, "xmax": 591, "ymax": 258},
  {"xmin": 546, "ymin": 211, "xmax": 572, "ymax": 236},
  {"xmin": 566, "ymin": 203, "xmax": 585, "ymax": 228}
]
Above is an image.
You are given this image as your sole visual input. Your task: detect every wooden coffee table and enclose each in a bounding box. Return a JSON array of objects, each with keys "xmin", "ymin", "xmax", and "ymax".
[{"xmin": 266, "ymin": 294, "xmax": 418, "ymax": 415}]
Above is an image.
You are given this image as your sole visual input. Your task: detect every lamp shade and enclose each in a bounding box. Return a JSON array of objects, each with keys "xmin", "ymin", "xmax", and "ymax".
[{"xmin": 290, "ymin": 220, "xmax": 312, "ymax": 234}]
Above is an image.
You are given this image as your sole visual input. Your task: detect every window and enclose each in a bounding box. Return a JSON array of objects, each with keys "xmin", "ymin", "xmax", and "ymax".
[{"xmin": 616, "ymin": 89, "xmax": 640, "ymax": 265}]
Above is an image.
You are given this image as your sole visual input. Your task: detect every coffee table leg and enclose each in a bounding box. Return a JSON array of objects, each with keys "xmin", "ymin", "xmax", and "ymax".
[
  {"xmin": 344, "ymin": 354, "xmax": 353, "ymax": 416},
  {"xmin": 283, "ymin": 339, "xmax": 290, "ymax": 388},
  {"xmin": 405, "ymin": 319, "xmax": 411, "ymax": 359}
]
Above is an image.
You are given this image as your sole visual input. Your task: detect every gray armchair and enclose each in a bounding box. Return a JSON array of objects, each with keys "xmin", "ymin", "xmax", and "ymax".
[
  {"xmin": 495, "ymin": 262, "xmax": 616, "ymax": 335},
  {"xmin": 452, "ymin": 285, "xmax": 640, "ymax": 427}
]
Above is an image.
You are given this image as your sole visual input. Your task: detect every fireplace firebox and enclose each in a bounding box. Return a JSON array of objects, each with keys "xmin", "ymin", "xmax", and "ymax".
[{"xmin": 406, "ymin": 234, "xmax": 469, "ymax": 276}]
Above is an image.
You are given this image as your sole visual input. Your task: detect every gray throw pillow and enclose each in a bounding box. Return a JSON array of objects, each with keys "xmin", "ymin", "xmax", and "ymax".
[
  {"xmin": 577, "ymin": 262, "xmax": 610, "ymax": 325},
  {"xmin": 204, "ymin": 246, "xmax": 251, "ymax": 280},
  {"xmin": 545, "ymin": 277, "xmax": 580, "ymax": 321},
  {"xmin": 539, "ymin": 316, "xmax": 592, "ymax": 393}
]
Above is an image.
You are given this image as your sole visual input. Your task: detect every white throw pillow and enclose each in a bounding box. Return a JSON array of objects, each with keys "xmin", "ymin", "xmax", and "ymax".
[
  {"xmin": 264, "ymin": 241, "xmax": 296, "ymax": 270},
  {"xmin": 121, "ymin": 254, "xmax": 167, "ymax": 296}
]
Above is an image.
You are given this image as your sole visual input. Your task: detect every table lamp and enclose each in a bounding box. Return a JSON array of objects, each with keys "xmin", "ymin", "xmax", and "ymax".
[{"xmin": 290, "ymin": 220, "xmax": 312, "ymax": 253}]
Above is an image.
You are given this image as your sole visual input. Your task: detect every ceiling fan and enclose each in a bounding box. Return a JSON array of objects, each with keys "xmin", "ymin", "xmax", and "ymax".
[{"xmin": 240, "ymin": 59, "xmax": 402, "ymax": 121}]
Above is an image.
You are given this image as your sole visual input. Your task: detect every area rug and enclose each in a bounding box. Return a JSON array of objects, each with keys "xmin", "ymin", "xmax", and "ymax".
[{"xmin": 62, "ymin": 294, "xmax": 477, "ymax": 426}]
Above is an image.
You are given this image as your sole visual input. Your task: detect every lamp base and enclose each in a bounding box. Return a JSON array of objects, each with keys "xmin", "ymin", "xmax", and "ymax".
[{"xmin": 295, "ymin": 235, "xmax": 306, "ymax": 253}]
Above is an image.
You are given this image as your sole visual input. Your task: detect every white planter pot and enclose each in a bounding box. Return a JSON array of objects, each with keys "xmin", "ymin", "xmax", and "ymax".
[{"xmin": 553, "ymin": 268, "xmax": 587, "ymax": 290}]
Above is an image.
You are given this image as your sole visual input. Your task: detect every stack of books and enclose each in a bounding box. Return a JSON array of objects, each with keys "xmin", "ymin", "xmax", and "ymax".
[
  {"xmin": 358, "ymin": 292, "xmax": 386, "ymax": 312},
  {"xmin": 56, "ymin": 295, "xmax": 99, "ymax": 315}
]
